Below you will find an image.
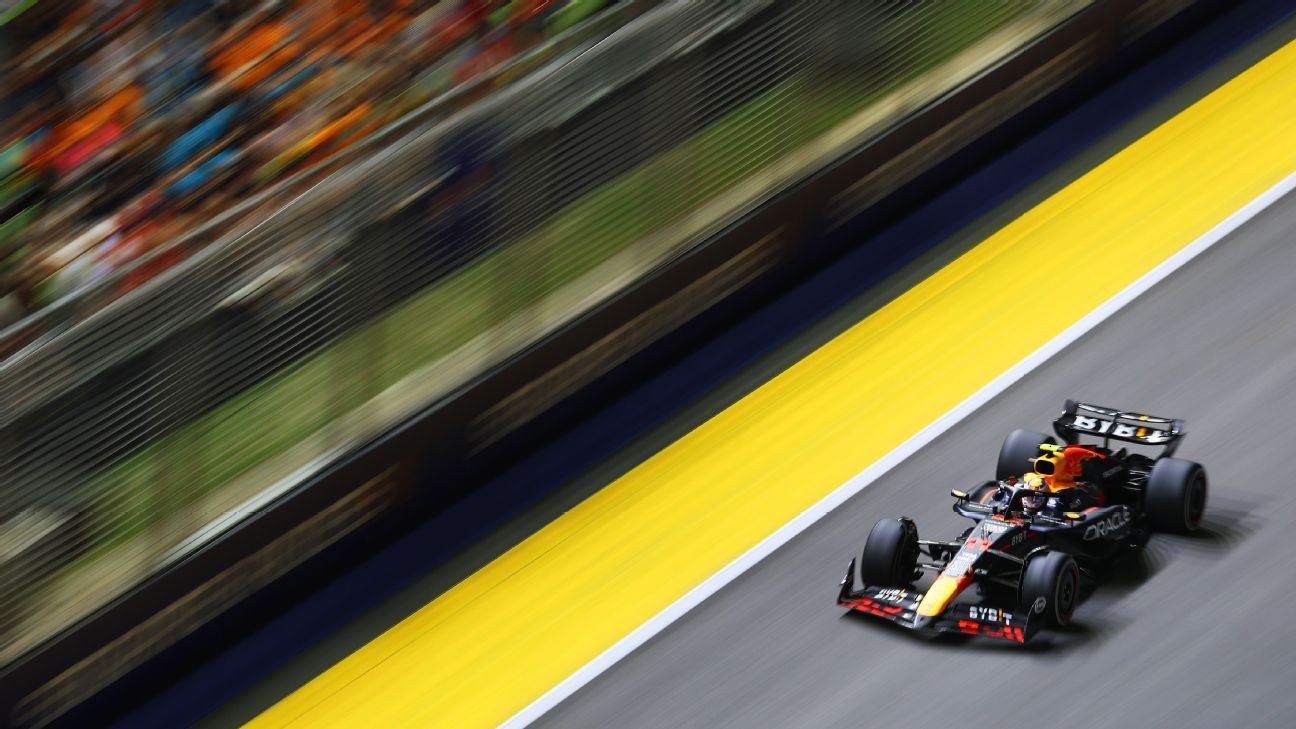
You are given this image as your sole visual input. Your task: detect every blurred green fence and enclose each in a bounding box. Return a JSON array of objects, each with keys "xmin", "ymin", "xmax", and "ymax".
[{"xmin": 0, "ymin": 0, "xmax": 1087, "ymax": 661}]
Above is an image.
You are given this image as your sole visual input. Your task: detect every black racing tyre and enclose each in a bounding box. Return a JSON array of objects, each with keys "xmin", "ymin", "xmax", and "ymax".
[
  {"xmin": 860, "ymin": 518, "xmax": 918, "ymax": 587},
  {"xmin": 997, "ymin": 429, "xmax": 1058, "ymax": 481},
  {"xmin": 1020, "ymin": 551, "xmax": 1080, "ymax": 628},
  {"xmin": 1146, "ymin": 457, "xmax": 1207, "ymax": 533}
]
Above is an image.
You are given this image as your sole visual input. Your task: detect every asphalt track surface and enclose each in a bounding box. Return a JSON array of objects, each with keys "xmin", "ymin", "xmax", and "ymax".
[{"xmin": 536, "ymin": 188, "xmax": 1296, "ymax": 729}]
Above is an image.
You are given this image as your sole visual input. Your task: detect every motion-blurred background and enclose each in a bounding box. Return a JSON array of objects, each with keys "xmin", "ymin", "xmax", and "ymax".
[
  {"xmin": 2, "ymin": 0, "xmax": 632, "ymax": 668},
  {"xmin": 1, "ymin": 0, "xmax": 614, "ymax": 329},
  {"xmin": 3, "ymin": 1, "xmax": 1290, "ymax": 727}
]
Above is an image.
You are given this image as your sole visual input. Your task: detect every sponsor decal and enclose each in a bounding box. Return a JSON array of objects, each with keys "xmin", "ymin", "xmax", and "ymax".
[
  {"xmin": 1032, "ymin": 596, "xmax": 1047, "ymax": 614},
  {"xmin": 945, "ymin": 550, "xmax": 977, "ymax": 576},
  {"xmin": 968, "ymin": 605, "xmax": 1004, "ymax": 623},
  {"xmin": 977, "ymin": 520, "xmax": 1023, "ymax": 547},
  {"xmin": 981, "ymin": 520, "xmax": 1008, "ymax": 535},
  {"xmin": 1083, "ymin": 510, "xmax": 1131, "ymax": 540},
  {"xmin": 1071, "ymin": 415, "xmax": 1106, "ymax": 432},
  {"xmin": 1070, "ymin": 415, "xmax": 1170, "ymax": 443},
  {"xmin": 874, "ymin": 588, "xmax": 910, "ymax": 603}
]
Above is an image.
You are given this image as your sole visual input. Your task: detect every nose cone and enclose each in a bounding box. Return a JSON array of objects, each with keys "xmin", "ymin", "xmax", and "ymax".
[{"xmin": 916, "ymin": 574, "xmax": 970, "ymax": 617}]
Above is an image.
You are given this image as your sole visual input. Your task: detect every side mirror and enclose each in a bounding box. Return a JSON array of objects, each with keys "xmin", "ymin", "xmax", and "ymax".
[{"xmin": 951, "ymin": 489, "xmax": 967, "ymax": 499}]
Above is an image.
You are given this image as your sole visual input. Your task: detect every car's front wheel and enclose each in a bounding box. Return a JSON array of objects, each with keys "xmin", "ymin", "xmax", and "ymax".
[
  {"xmin": 860, "ymin": 518, "xmax": 918, "ymax": 587},
  {"xmin": 1020, "ymin": 550, "xmax": 1079, "ymax": 628}
]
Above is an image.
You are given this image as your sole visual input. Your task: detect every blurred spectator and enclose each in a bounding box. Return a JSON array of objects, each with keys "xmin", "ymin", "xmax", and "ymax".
[{"xmin": 0, "ymin": 0, "xmax": 616, "ymax": 331}]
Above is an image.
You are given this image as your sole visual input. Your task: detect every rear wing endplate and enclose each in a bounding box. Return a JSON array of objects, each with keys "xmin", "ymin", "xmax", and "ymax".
[{"xmin": 1053, "ymin": 400, "xmax": 1185, "ymax": 455}]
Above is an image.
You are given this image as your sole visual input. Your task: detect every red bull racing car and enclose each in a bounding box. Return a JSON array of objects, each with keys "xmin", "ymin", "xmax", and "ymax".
[{"xmin": 837, "ymin": 400, "xmax": 1208, "ymax": 643}]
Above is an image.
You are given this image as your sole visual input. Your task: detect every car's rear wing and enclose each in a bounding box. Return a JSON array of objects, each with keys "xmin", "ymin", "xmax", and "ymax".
[{"xmin": 1053, "ymin": 400, "xmax": 1185, "ymax": 455}]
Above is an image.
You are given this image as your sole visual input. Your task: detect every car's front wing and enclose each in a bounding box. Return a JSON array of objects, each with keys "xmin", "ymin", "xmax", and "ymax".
[{"xmin": 837, "ymin": 559, "xmax": 1037, "ymax": 643}]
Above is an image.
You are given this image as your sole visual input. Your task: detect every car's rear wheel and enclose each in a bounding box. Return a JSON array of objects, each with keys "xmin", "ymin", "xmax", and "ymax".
[
  {"xmin": 1020, "ymin": 551, "xmax": 1079, "ymax": 628},
  {"xmin": 997, "ymin": 429, "xmax": 1058, "ymax": 482},
  {"xmin": 1146, "ymin": 457, "xmax": 1207, "ymax": 533},
  {"xmin": 860, "ymin": 518, "xmax": 918, "ymax": 587}
]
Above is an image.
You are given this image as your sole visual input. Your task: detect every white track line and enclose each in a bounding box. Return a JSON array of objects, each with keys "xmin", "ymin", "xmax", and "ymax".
[{"xmin": 502, "ymin": 170, "xmax": 1296, "ymax": 728}]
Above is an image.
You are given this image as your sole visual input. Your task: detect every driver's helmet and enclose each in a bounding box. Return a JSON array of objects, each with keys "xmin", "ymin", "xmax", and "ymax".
[{"xmin": 1021, "ymin": 474, "xmax": 1048, "ymax": 514}]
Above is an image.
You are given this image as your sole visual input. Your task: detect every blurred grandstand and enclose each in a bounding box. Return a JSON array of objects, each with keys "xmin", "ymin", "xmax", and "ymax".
[
  {"xmin": 0, "ymin": 0, "xmax": 618, "ymax": 333},
  {"xmin": 0, "ymin": 4, "xmax": 1097, "ymax": 724}
]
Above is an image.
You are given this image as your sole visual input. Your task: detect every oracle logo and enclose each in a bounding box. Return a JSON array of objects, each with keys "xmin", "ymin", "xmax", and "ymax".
[{"xmin": 1083, "ymin": 510, "xmax": 1131, "ymax": 540}]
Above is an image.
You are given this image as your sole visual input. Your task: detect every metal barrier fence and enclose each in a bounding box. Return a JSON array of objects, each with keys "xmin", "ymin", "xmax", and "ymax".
[{"xmin": 0, "ymin": 0, "xmax": 1085, "ymax": 662}]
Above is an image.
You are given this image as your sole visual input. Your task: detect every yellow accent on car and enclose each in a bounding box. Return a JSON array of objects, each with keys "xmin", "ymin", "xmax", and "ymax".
[{"xmin": 916, "ymin": 574, "xmax": 967, "ymax": 617}]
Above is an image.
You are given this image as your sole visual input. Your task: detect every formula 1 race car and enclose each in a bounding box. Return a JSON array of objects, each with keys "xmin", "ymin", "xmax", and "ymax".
[{"xmin": 837, "ymin": 400, "xmax": 1208, "ymax": 643}]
